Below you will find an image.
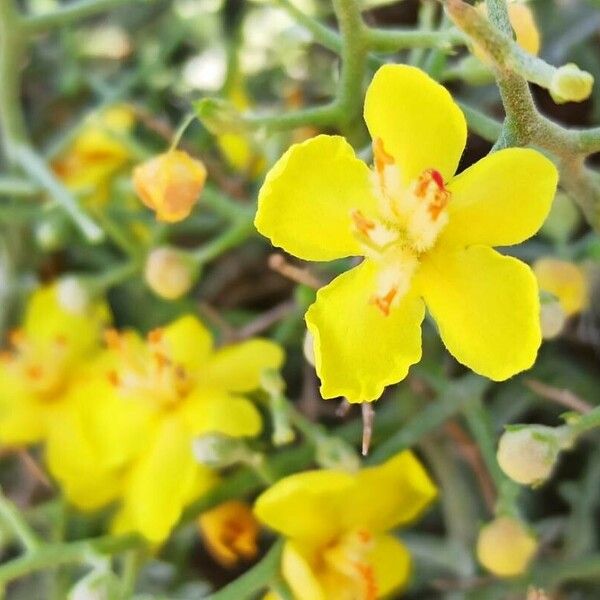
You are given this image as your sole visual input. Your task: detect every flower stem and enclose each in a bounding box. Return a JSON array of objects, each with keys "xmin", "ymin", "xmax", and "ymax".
[{"xmin": 0, "ymin": 489, "xmax": 41, "ymax": 552}]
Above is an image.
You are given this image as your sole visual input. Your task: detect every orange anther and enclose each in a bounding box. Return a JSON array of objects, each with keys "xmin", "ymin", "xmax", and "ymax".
[
  {"xmin": 104, "ymin": 328, "xmax": 121, "ymax": 349},
  {"xmin": 9, "ymin": 328, "xmax": 25, "ymax": 347},
  {"xmin": 373, "ymin": 137, "xmax": 394, "ymax": 174},
  {"xmin": 352, "ymin": 210, "xmax": 375, "ymax": 237},
  {"xmin": 354, "ymin": 561, "xmax": 378, "ymax": 600},
  {"xmin": 26, "ymin": 365, "xmax": 43, "ymax": 380},
  {"xmin": 371, "ymin": 287, "xmax": 397, "ymax": 316},
  {"xmin": 107, "ymin": 370, "xmax": 120, "ymax": 386},
  {"xmin": 148, "ymin": 328, "xmax": 164, "ymax": 344}
]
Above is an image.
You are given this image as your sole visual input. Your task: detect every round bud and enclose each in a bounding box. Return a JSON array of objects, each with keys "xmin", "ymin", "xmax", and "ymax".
[
  {"xmin": 56, "ymin": 277, "xmax": 90, "ymax": 315},
  {"xmin": 497, "ymin": 426, "xmax": 563, "ymax": 486},
  {"xmin": 477, "ymin": 516, "xmax": 537, "ymax": 577},
  {"xmin": 550, "ymin": 63, "xmax": 594, "ymax": 104},
  {"xmin": 540, "ymin": 300, "xmax": 566, "ymax": 339},
  {"xmin": 144, "ymin": 247, "xmax": 196, "ymax": 300}
]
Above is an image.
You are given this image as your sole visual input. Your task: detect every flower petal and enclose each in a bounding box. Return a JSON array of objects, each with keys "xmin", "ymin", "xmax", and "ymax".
[
  {"xmin": 202, "ymin": 339, "xmax": 284, "ymax": 392},
  {"xmin": 344, "ymin": 450, "xmax": 437, "ymax": 533},
  {"xmin": 364, "ymin": 65, "xmax": 467, "ymax": 184},
  {"xmin": 255, "ymin": 135, "xmax": 378, "ymax": 261},
  {"xmin": 282, "ymin": 541, "xmax": 325, "ymax": 600},
  {"xmin": 115, "ymin": 416, "xmax": 216, "ymax": 543},
  {"xmin": 417, "ymin": 245, "xmax": 541, "ymax": 380},
  {"xmin": 254, "ymin": 470, "xmax": 354, "ymax": 545},
  {"xmin": 182, "ymin": 392, "xmax": 262, "ymax": 438},
  {"xmin": 369, "ymin": 535, "xmax": 411, "ymax": 597},
  {"xmin": 161, "ymin": 315, "xmax": 213, "ymax": 371},
  {"xmin": 306, "ymin": 260, "xmax": 424, "ymax": 402},
  {"xmin": 441, "ymin": 148, "xmax": 558, "ymax": 248}
]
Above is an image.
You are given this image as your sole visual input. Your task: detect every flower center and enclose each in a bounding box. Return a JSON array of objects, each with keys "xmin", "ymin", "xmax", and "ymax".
[
  {"xmin": 0, "ymin": 329, "xmax": 70, "ymax": 398},
  {"xmin": 322, "ymin": 529, "xmax": 377, "ymax": 600},
  {"xmin": 105, "ymin": 328, "xmax": 194, "ymax": 408},
  {"xmin": 350, "ymin": 138, "xmax": 452, "ymax": 316}
]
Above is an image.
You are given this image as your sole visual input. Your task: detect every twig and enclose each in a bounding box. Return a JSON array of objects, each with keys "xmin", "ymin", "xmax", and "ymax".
[
  {"xmin": 525, "ymin": 379, "xmax": 593, "ymax": 414},
  {"xmin": 268, "ymin": 254, "xmax": 322, "ymax": 290}
]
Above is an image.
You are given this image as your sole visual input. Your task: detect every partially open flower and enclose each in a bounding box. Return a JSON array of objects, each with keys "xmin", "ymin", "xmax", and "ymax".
[
  {"xmin": 144, "ymin": 246, "xmax": 197, "ymax": 300},
  {"xmin": 133, "ymin": 150, "xmax": 207, "ymax": 222},
  {"xmin": 477, "ymin": 516, "xmax": 537, "ymax": 577},
  {"xmin": 198, "ymin": 501, "xmax": 259, "ymax": 567},
  {"xmin": 550, "ymin": 63, "xmax": 594, "ymax": 104}
]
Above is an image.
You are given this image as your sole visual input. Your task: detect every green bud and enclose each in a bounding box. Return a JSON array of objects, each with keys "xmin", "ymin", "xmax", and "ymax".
[
  {"xmin": 195, "ymin": 98, "xmax": 246, "ymax": 135},
  {"xmin": 193, "ymin": 433, "xmax": 260, "ymax": 469}
]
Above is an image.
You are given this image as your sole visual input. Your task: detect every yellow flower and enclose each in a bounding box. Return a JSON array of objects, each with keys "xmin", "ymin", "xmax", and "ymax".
[
  {"xmin": 254, "ymin": 451, "xmax": 436, "ymax": 600},
  {"xmin": 52, "ymin": 105, "xmax": 135, "ymax": 207},
  {"xmin": 476, "ymin": 516, "xmax": 537, "ymax": 577},
  {"xmin": 133, "ymin": 150, "xmax": 207, "ymax": 222},
  {"xmin": 0, "ymin": 284, "xmax": 110, "ymax": 446},
  {"xmin": 199, "ymin": 500, "xmax": 260, "ymax": 567},
  {"xmin": 534, "ymin": 258, "xmax": 588, "ymax": 317},
  {"xmin": 255, "ymin": 65, "xmax": 558, "ymax": 402},
  {"xmin": 92, "ymin": 315, "xmax": 283, "ymax": 543}
]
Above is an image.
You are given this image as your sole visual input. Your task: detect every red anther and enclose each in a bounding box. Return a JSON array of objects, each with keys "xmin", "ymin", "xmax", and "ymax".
[{"xmin": 430, "ymin": 169, "xmax": 444, "ymax": 189}]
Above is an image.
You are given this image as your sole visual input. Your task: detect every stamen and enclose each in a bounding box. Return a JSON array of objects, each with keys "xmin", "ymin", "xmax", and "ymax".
[
  {"xmin": 351, "ymin": 210, "xmax": 376, "ymax": 237},
  {"xmin": 370, "ymin": 287, "xmax": 397, "ymax": 317},
  {"xmin": 361, "ymin": 403, "xmax": 375, "ymax": 456},
  {"xmin": 414, "ymin": 169, "xmax": 450, "ymax": 222},
  {"xmin": 373, "ymin": 137, "xmax": 394, "ymax": 174},
  {"xmin": 104, "ymin": 328, "xmax": 121, "ymax": 349},
  {"xmin": 148, "ymin": 328, "xmax": 164, "ymax": 344}
]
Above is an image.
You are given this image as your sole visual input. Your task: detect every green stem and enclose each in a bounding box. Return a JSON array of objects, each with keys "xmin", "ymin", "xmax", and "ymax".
[
  {"xmin": 87, "ymin": 260, "xmax": 140, "ymax": 293},
  {"xmin": 568, "ymin": 404, "xmax": 600, "ymax": 437},
  {"xmin": 366, "ymin": 27, "xmax": 465, "ymax": 52},
  {"xmin": 206, "ymin": 540, "xmax": 284, "ymax": 600},
  {"xmin": 202, "ymin": 186, "xmax": 253, "ymax": 222},
  {"xmin": 243, "ymin": 104, "xmax": 339, "ymax": 132},
  {"xmin": 458, "ymin": 101, "xmax": 503, "ymax": 142},
  {"xmin": 0, "ymin": 177, "xmax": 39, "ymax": 197},
  {"xmin": 192, "ymin": 216, "xmax": 254, "ymax": 265},
  {"xmin": 0, "ymin": 489, "xmax": 41, "ymax": 552}
]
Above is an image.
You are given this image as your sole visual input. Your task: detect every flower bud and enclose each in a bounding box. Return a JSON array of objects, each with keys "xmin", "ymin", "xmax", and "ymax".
[
  {"xmin": 540, "ymin": 299, "xmax": 566, "ymax": 339},
  {"xmin": 193, "ymin": 433, "xmax": 258, "ymax": 469},
  {"xmin": 56, "ymin": 276, "xmax": 90, "ymax": 315},
  {"xmin": 315, "ymin": 436, "xmax": 361, "ymax": 473},
  {"xmin": 68, "ymin": 569, "xmax": 120, "ymax": 600},
  {"xmin": 198, "ymin": 501, "xmax": 259, "ymax": 568},
  {"xmin": 133, "ymin": 150, "xmax": 207, "ymax": 222},
  {"xmin": 550, "ymin": 63, "xmax": 594, "ymax": 104},
  {"xmin": 534, "ymin": 258, "xmax": 588, "ymax": 317},
  {"xmin": 260, "ymin": 369, "xmax": 295, "ymax": 446},
  {"xmin": 302, "ymin": 330, "xmax": 316, "ymax": 367},
  {"xmin": 144, "ymin": 246, "xmax": 197, "ymax": 300},
  {"xmin": 195, "ymin": 98, "xmax": 246, "ymax": 135},
  {"xmin": 497, "ymin": 425, "xmax": 570, "ymax": 486},
  {"xmin": 476, "ymin": 516, "xmax": 537, "ymax": 577}
]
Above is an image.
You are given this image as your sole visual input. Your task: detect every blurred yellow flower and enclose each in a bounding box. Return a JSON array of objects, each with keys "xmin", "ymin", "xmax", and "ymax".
[
  {"xmin": 254, "ymin": 451, "xmax": 436, "ymax": 600},
  {"xmin": 52, "ymin": 105, "xmax": 135, "ymax": 207},
  {"xmin": 199, "ymin": 500, "xmax": 260, "ymax": 567},
  {"xmin": 0, "ymin": 284, "xmax": 110, "ymax": 446},
  {"xmin": 534, "ymin": 258, "xmax": 588, "ymax": 317},
  {"xmin": 477, "ymin": 516, "xmax": 537, "ymax": 577},
  {"xmin": 133, "ymin": 150, "xmax": 207, "ymax": 222},
  {"xmin": 93, "ymin": 315, "xmax": 283, "ymax": 543},
  {"xmin": 255, "ymin": 65, "xmax": 558, "ymax": 402}
]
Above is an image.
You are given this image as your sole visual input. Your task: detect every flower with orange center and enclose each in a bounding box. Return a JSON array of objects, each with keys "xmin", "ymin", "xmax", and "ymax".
[
  {"xmin": 254, "ymin": 451, "xmax": 436, "ymax": 600},
  {"xmin": 199, "ymin": 500, "xmax": 260, "ymax": 567},
  {"xmin": 133, "ymin": 150, "xmax": 207, "ymax": 222},
  {"xmin": 255, "ymin": 65, "xmax": 558, "ymax": 402},
  {"xmin": 0, "ymin": 284, "xmax": 110, "ymax": 446}
]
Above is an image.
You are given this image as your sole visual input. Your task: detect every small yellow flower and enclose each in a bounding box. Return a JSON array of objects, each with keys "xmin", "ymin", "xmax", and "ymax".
[
  {"xmin": 0, "ymin": 284, "xmax": 110, "ymax": 446},
  {"xmin": 133, "ymin": 150, "xmax": 207, "ymax": 222},
  {"xmin": 534, "ymin": 258, "xmax": 588, "ymax": 317},
  {"xmin": 254, "ymin": 451, "xmax": 437, "ymax": 600},
  {"xmin": 255, "ymin": 65, "xmax": 558, "ymax": 402},
  {"xmin": 199, "ymin": 501, "xmax": 260, "ymax": 567},
  {"xmin": 476, "ymin": 516, "xmax": 537, "ymax": 577},
  {"xmin": 92, "ymin": 315, "xmax": 283, "ymax": 543},
  {"xmin": 52, "ymin": 105, "xmax": 135, "ymax": 207}
]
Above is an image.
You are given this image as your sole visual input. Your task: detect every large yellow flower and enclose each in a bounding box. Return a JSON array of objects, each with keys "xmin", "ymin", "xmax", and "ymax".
[
  {"xmin": 255, "ymin": 65, "xmax": 558, "ymax": 402},
  {"xmin": 0, "ymin": 284, "xmax": 110, "ymax": 446},
  {"xmin": 51, "ymin": 315, "xmax": 283, "ymax": 543},
  {"xmin": 254, "ymin": 451, "xmax": 436, "ymax": 600}
]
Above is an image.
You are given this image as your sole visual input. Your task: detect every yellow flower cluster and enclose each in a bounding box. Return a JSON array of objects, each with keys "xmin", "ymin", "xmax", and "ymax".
[{"xmin": 0, "ymin": 285, "xmax": 283, "ymax": 544}]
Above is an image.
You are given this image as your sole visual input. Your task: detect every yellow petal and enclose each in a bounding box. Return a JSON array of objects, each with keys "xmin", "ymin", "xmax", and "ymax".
[
  {"xmin": 160, "ymin": 315, "xmax": 213, "ymax": 371},
  {"xmin": 533, "ymin": 258, "xmax": 588, "ymax": 316},
  {"xmin": 254, "ymin": 470, "xmax": 354, "ymax": 545},
  {"xmin": 441, "ymin": 148, "xmax": 557, "ymax": 248},
  {"xmin": 116, "ymin": 416, "xmax": 215, "ymax": 543},
  {"xmin": 306, "ymin": 260, "xmax": 425, "ymax": 402},
  {"xmin": 369, "ymin": 534, "xmax": 411, "ymax": 597},
  {"xmin": 364, "ymin": 65, "xmax": 467, "ymax": 184},
  {"xmin": 202, "ymin": 339, "xmax": 284, "ymax": 392},
  {"xmin": 345, "ymin": 451, "xmax": 437, "ymax": 532},
  {"xmin": 182, "ymin": 392, "xmax": 262, "ymax": 438},
  {"xmin": 417, "ymin": 245, "xmax": 541, "ymax": 380},
  {"xmin": 0, "ymin": 375, "xmax": 46, "ymax": 445},
  {"xmin": 281, "ymin": 541, "xmax": 325, "ymax": 600},
  {"xmin": 255, "ymin": 135, "xmax": 378, "ymax": 261}
]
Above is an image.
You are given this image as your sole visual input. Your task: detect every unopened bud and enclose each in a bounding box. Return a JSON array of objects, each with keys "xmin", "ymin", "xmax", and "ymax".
[
  {"xmin": 144, "ymin": 247, "xmax": 197, "ymax": 300},
  {"xmin": 56, "ymin": 276, "xmax": 90, "ymax": 315},
  {"xmin": 534, "ymin": 258, "xmax": 588, "ymax": 317},
  {"xmin": 476, "ymin": 516, "xmax": 537, "ymax": 577},
  {"xmin": 260, "ymin": 369, "xmax": 295, "ymax": 447},
  {"xmin": 68, "ymin": 569, "xmax": 120, "ymax": 600},
  {"xmin": 133, "ymin": 150, "xmax": 207, "ymax": 222},
  {"xmin": 302, "ymin": 330, "xmax": 315, "ymax": 367},
  {"xmin": 497, "ymin": 425, "xmax": 571, "ymax": 486},
  {"xmin": 195, "ymin": 98, "xmax": 246, "ymax": 135},
  {"xmin": 550, "ymin": 63, "xmax": 594, "ymax": 104},
  {"xmin": 193, "ymin": 433, "xmax": 259, "ymax": 469},
  {"xmin": 540, "ymin": 300, "xmax": 566, "ymax": 339}
]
